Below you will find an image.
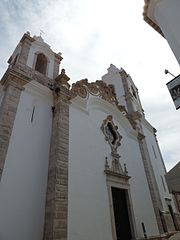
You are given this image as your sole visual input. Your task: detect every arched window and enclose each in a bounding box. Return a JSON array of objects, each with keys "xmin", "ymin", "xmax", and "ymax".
[{"xmin": 35, "ymin": 53, "xmax": 47, "ymax": 75}]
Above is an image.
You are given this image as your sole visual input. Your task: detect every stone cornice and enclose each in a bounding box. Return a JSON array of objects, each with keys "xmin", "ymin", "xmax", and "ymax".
[
  {"xmin": 104, "ymin": 169, "xmax": 131, "ymax": 180},
  {"xmin": 1, "ymin": 63, "xmax": 53, "ymax": 89},
  {"xmin": 20, "ymin": 32, "xmax": 35, "ymax": 44},
  {"xmin": 143, "ymin": 0, "xmax": 164, "ymax": 37}
]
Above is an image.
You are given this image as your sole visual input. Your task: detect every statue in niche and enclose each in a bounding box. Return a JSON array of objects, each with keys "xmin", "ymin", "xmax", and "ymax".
[
  {"xmin": 102, "ymin": 116, "xmax": 130, "ymax": 178},
  {"xmin": 105, "ymin": 122, "xmax": 117, "ymax": 146},
  {"xmin": 101, "ymin": 115, "xmax": 126, "ymax": 174},
  {"xmin": 101, "ymin": 115, "xmax": 121, "ymax": 152}
]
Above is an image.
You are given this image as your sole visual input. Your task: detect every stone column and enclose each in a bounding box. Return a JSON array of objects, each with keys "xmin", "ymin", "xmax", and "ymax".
[
  {"xmin": 43, "ymin": 81, "xmax": 70, "ymax": 240},
  {"xmin": 138, "ymin": 133, "xmax": 164, "ymax": 234},
  {"xmin": 0, "ymin": 80, "xmax": 24, "ymax": 178}
]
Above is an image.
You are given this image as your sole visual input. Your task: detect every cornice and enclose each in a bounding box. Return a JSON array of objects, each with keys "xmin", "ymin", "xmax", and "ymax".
[{"xmin": 143, "ymin": 0, "xmax": 164, "ymax": 37}]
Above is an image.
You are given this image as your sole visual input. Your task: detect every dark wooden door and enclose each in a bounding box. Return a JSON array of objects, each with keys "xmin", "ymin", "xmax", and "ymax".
[{"xmin": 111, "ymin": 187, "xmax": 132, "ymax": 240}]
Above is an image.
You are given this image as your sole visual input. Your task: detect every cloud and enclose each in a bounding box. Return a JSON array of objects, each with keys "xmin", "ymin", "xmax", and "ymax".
[{"xmin": 0, "ymin": 0, "xmax": 179, "ymax": 171}]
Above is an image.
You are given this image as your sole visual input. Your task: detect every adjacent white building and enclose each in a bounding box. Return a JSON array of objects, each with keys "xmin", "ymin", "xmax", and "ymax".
[
  {"xmin": 144, "ymin": 0, "xmax": 180, "ymax": 66},
  {"xmin": 0, "ymin": 32, "xmax": 179, "ymax": 240}
]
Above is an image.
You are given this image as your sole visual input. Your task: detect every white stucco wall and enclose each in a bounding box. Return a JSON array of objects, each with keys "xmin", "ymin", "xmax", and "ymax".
[
  {"xmin": 102, "ymin": 65, "xmax": 144, "ymax": 115},
  {"xmin": 154, "ymin": 0, "xmax": 180, "ymax": 65},
  {"xmin": 0, "ymin": 81, "xmax": 53, "ymax": 240},
  {"xmin": 102, "ymin": 65, "xmax": 126, "ymax": 107},
  {"xmin": 68, "ymin": 95, "xmax": 159, "ymax": 239},
  {"xmin": 26, "ymin": 39, "xmax": 55, "ymax": 79}
]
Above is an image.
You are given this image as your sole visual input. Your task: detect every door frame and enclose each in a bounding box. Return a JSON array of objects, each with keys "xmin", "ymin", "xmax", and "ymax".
[{"xmin": 105, "ymin": 172, "xmax": 137, "ymax": 240}]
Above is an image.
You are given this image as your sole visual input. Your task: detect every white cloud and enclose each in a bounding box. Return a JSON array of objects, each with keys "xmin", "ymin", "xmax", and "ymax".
[{"xmin": 0, "ymin": 0, "xmax": 179, "ymax": 171}]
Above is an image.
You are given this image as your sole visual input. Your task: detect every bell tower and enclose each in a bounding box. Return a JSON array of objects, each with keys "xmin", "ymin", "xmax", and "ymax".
[
  {"xmin": 102, "ymin": 64, "xmax": 165, "ymax": 234},
  {"xmin": 0, "ymin": 32, "xmax": 70, "ymax": 240},
  {"xmin": 102, "ymin": 64, "xmax": 144, "ymax": 119},
  {"xmin": 0, "ymin": 31, "xmax": 63, "ymax": 178},
  {"xmin": 8, "ymin": 31, "xmax": 63, "ymax": 81}
]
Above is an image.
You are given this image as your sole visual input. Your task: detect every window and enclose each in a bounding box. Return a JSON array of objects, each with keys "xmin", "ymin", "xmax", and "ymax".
[{"xmin": 35, "ymin": 53, "xmax": 47, "ymax": 75}]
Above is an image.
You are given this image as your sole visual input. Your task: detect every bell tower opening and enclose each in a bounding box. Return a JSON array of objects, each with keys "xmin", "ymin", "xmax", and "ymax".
[{"xmin": 35, "ymin": 53, "xmax": 47, "ymax": 75}]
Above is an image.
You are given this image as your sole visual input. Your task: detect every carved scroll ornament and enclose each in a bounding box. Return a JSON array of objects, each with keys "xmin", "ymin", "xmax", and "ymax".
[{"xmin": 70, "ymin": 79, "xmax": 118, "ymax": 106}]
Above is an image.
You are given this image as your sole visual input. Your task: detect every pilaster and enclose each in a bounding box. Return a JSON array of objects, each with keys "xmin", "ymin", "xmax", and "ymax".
[
  {"xmin": 18, "ymin": 33, "xmax": 34, "ymax": 65},
  {"xmin": 43, "ymin": 74, "xmax": 70, "ymax": 240},
  {"xmin": 0, "ymin": 74, "xmax": 25, "ymax": 179},
  {"xmin": 138, "ymin": 133, "xmax": 164, "ymax": 234}
]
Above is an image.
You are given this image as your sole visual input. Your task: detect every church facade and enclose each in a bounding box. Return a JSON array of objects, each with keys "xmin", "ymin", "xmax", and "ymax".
[{"xmin": 0, "ymin": 33, "xmax": 179, "ymax": 240}]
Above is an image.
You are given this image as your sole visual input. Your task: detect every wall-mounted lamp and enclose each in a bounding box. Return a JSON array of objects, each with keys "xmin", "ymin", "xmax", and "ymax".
[{"xmin": 164, "ymin": 69, "xmax": 175, "ymax": 78}]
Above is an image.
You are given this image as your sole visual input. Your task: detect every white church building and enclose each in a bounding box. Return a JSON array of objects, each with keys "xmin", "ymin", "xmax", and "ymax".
[{"xmin": 0, "ymin": 32, "xmax": 179, "ymax": 240}]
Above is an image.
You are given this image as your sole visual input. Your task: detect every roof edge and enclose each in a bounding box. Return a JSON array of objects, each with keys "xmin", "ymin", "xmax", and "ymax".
[{"xmin": 143, "ymin": 0, "xmax": 164, "ymax": 37}]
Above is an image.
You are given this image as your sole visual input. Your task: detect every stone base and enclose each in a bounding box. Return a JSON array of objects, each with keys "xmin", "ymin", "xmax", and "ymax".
[
  {"xmin": 161, "ymin": 211, "xmax": 176, "ymax": 232},
  {"xmin": 139, "ymin": 231, "xmax": 180, "ymax": 240},
  {"xmin": 174, "ymin": 212, "xmax": 180, "ymax": 230},
  {"xmin": 169, "ymin": 232, "xmax": 180, "ymax": 240}
]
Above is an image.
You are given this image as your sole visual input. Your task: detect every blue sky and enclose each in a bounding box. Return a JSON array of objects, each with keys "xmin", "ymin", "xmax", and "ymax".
[{"xmin": 0, "ymin": 0, "xmax": 180, "ymax": 170}]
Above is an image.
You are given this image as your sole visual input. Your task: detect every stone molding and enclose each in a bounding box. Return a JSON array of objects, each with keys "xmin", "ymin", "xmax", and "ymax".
[
  {"xmin": 0, "ymin": 61, "xmax": 53, "ymax": 180},
  {"xmin": 0, "ymin": 71, "xmax": 26, "ymax": 179},
  {"xmin": 160, "ymin": 211, "xmax": 176, "ymax": 232},
  {"xmin": 101, "ymin": 115, "xmax": 128, "ymax": 177},
  {"xmin": 143, "ymin": 0, "xmax": 164, "ymax": 37},
  {"xmin": 105, "ymin": 159, "xmax": 137, "ymax": 240},
  {"xmin": 71, "ymin": 79, "xmax": 118, "ymax": 105},
  {"xmin": 7, "ymin": 63, "xmax": 52, "ymax": 87},
  {"xmin": 173, "ymin": 212, "xmax": 180, "ymax": 231},
  {"xmin": 43, "ymin": 85, "xmax": 70, "ymax": 240},
  {"xmin": 70, "ymin": 78, "xmax": 137, "ymax": 130},
  {"xmin": 138, "ymin": 132, "xmax": 164, "ymax": 234},
  {"xmin": 139, "ymin": 232, "xmax": 176, "ymax": 240},
  {"xmin": 101, "ymin": 115, "xmax": 122, "ymax": 152},
  {"xmin": 101, "ymin": 115, "xmax": 137, "ymax": 239}
]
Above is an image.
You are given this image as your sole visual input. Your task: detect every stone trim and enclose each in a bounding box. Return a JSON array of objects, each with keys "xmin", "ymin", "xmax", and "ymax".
[
  {"xmin": 139, "ymin": 231, "xmax": 180, "ymax": 240},
  {"xmin": 105, "ymin": 170, "xmax": 137, "ymax": 240},
  {"xmin": 161, "ymin": 211, "xmax": 176, "ymax": 232},
  {"xmin": 0, "ymin": 73, "xmax": 26, "ymax": 179},
  {"xmin": 143, "ymin": 0, "xmax": 164, "ymax": 37},
  {"xmin": 32, "ymin": 51, "xmax": 50, "ymax": 77},
  {"xmin": 70, "ymin": 78, "xmax": 138, "ymax": 131},
  {"xmin": 173, "ymin": 213, "xmax": 180, "ymax": 231},
  {"xmin": 101, "ymin": 115, "xmax": 122, "ymax": 152},
  {"xmin": 43, "ymin": 86, "xmax": 70, "ymax": 240},
  {"xmin": 18, "ymin": 36, "xmax": 32, "ymax": 65},
  {"xmin": 138, "ymin": 132, "xmax": 164, "ymax": 234},
  {"xmin": 3, "ymin": 63, "xmax": 52, "ymax": 88},
  {"xmin": 53, "ymin": 53, "xmax": 63, "ymax": 79}
]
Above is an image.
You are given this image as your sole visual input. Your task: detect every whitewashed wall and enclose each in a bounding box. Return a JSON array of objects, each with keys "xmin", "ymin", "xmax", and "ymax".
[
  {"xmin": 154, "ymin": 0, "xmax": 180, "ymax": 65},
  {"xmin": 102, "ymin": 65, "xmax": 126, "ymax": 107},
  {"xmin": 68, "ymin": 95, "xmax": 159, "ymax": 240},
  {"xmin": 0, "ymin": 81, "xmax": 53, "ymax": 240}
]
